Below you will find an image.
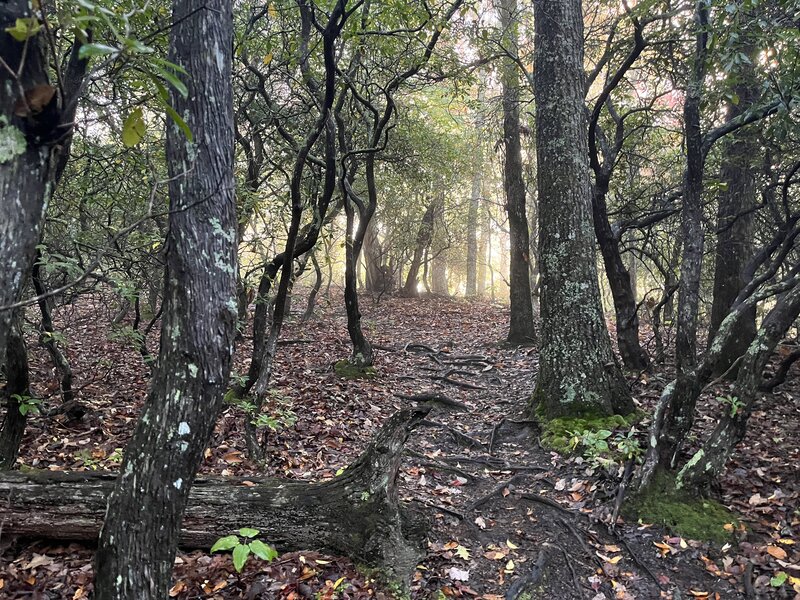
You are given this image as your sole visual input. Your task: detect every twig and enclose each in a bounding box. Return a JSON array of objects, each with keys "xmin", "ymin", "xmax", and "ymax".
[
  {"xmin": 489, "ymin": 419, "xmax": 506, "ymax": 455},
  {"xmin": 616, "ymin": 532, "xmax": 664, "ymax": 589},
  {"xmin": 393, "ymin": 392, "xmax": 469, "ymax": 411},
  {"xmin": 467, "ymin": 474, "xmax": 526, "ymax": 513},
  {"xmin": 610, "ymin": 460, "xmax": 635, "ymax": 531},
  {"xmin": 558, "ymin": 544, "xmax": 586, "ymax": 599},
  {"xmin": 420, "ymin": 419, "xmax": 485, "ymax": 449},
  {"xmin": 505, "ymin": 546, "xmax": 549, "ymax": 600}
]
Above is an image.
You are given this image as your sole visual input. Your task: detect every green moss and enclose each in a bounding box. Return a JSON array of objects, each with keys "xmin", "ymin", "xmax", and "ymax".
[
  {"xmin": 334, "ymin": 359, "xmax": 377, "ymax": 379},
  {"xmin": 357, "ymin": 565, "xmax": 409, "ymax": 600},
  {"xmin": 625, "ymin": 472, "xmax": 738, "ymax": 543},
  {"xmin": 538, "ymin": 410, "xmax": 643, "ymax": 454}
]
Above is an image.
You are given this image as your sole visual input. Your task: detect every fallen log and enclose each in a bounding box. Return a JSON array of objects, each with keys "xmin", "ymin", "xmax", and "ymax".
[{"xmin": 0, "ymin": 407, "xmax": 429, "ymax": 581}]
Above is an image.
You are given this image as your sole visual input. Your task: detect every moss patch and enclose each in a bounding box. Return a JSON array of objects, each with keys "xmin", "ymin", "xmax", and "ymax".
[
  {"xmin": 625, "ymin": 472, "xmax": 738, "ymax": 543},
  {"xmin": 334, "ymin": 359, "xmax": 377, "ymax": 379},
  {"xmin": 538, "ymin": 410, "xmax": 643, "ymax": 454}
]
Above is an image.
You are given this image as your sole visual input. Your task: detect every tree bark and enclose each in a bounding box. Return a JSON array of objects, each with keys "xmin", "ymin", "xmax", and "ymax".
[
  {"xmin": 466, "ymin": 85, "xmax": 486, "ymax": 297},
  {"xmin": 707, "ymin": 58, "xmax": 759, "ymax": 376},
  {"xmin": 93, "ymin": 2, "xmax": 238, "ymax": 598},
  {"xmin": 531, "ymin": 0, "xmax": 633, "ymax": 418},
  {"xmin": 1, "ymin": 408, "xmax": 429, "ymax": 583},
  {"xmin": 678, "ymin": 283, "xmax": 800, "ymax": 490},
  {"xmin": 402, "ymin": 198, "xmax": 438, "ymax": 296},
  {"xmin": 499, "ymin": 0, "xmax": 536, "ymax": 344},
  {"xmin": 0, "ymin": 311, "xmax": 30, "ymax": 470}
]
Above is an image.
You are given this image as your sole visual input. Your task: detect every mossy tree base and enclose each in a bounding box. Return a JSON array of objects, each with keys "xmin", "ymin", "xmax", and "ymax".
[
  {"xmin": 537, "ymin": 408, "xmax": 643, "ymax": 454},
  {"xmin": 624, "ymin": 472, "xmax": 738, "ymax": 543},
  {"xmin": 334, "ymin": 359, "xmax": 377, "ymax": 379}
]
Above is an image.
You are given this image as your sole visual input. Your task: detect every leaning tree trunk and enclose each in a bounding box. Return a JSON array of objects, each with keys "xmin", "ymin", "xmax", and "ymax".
[
  {"xmin": 92, "ymin": 2, "xmax": 238, "ymax": 598},
  {"xmin": 531, "ymin": 0, "xmax": 633, "ymax": 418},
  {"xmin": 0, "ymin": 407, "xmax": 428, "ymax": 584},
  {"xmin": 402, "ymin": 197, "xmax": 438, "ymax": 297},
  {"xmin": 499, "ymin": 0, "xmax": 536, "ymax": 344},
  {"xmin": 646, "ymin": 0, "xmax": 710, "ymax": 473},
  {"xmin": 707, "ymin": 56, "xmax": 759, "ymax": 376},
  {"xmin": 677, "ymin": 283, "xmax": 800, "ymax": 491},
  {"xmin": 593, "ymin": 185, "xmax": 648, "ymax": 370}
]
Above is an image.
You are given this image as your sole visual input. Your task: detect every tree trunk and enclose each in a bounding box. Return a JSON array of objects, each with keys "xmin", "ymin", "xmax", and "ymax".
[
  {"xmin": 531, "ymin": 0, "xmax": 633, "ymax": 418},
  {"xmin": 707, "ymin": 59, "xmax": 759, "ymax": 376},
  {"xmin": 592, "ymin": 186, "xmax": 649, "ymax": 370},
  {"xmin": 93, "ymin": 2, "xmax": 238, "ymax": 598},
  {"xmin": 402, "ymin": 198, "xmax": 438, "ymax": 297},
  {"xmin": 477, "ymin": 207, "xmax": 489, "ymax": 297},
  {"xmin": 0, "ymin": 1, "xmax": 55, "ymax": 377},
  {"xmin": 0, "ymin": 1, "xmax": 85, "ymax": 468},
  {"xmin": 364, "ymin": 217, "xmax": 388, "ymax": 293},
  {"xmin": 646, "ymin": 0, "xmax": 711, "ymax": 473},
  {"xmin": 343, "ymin": 153, "xmax": 378, "ymax": 367},
  {"xmin": 466, "ymin": 85, "xmax": 486, "ymax": 297},
  {"xmin": 0, "ymin": 311, "xmax": 30, "ymax": 470},
  {"xmin": 301, "ymin": 252, "xmax": 323, "ymax": 322},
  {"xmin": 678, "ymin": 283, "xmax": 800, "ymax": 490},
  {"xmin": 1, "ymin": 408, "xmax": 427, "ymax": 583},
  {"xmin": 499, "ymin": 0, "xmax": 536, "ymax": 344}
]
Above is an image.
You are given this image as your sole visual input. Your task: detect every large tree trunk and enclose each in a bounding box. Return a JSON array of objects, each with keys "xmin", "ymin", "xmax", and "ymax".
[
  {"xmin": 0, "ymin": 2, "xmax": 53, "ymax": 357},
  {"xmin": 499, "ymin": 0, "xmax": 536, "ymax": 344},
  {"xmin": 707, "ymin": 57, "xmax": 759, "ymax": 376},
  {"xmin": 0, "ymin": 1, "xmax": 88, "ymax": 468},
  {"xmin": 0, "ymin": 407, "xmax": 428, "ymax": 583},
  {"xmin": 531, "ymin": 0, "xmax": 633, "ymax": 418},
  {"xmin": 92, "ymin": 2, "xmax": 238, "ymax": 598}
]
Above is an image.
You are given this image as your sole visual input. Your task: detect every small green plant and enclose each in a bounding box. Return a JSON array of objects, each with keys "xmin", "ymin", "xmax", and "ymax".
[
  {"xmin": 614, "ymin": 428, "xmax": 643, "ymax": 461},
  {"xmin": 74, "ymin": 448, "xmax": 102, "ymax": 470},
  {"xmin": 14, "ymin": 394, "xmax": 42, "ymax": 416},
  {"xmin": 107, "ymin": 448, "xmax": 124, "ymax": 464},
  {"xmin": 226, "ymin": 389, "xmax": 297, "ymax": 432},
  {"xmin": 717, "ymin": 394, "xmax": 744, "ymax": 418},
  {"xmin": 211, "ymin": 528, "xmax": 278, "ymax": 572}
]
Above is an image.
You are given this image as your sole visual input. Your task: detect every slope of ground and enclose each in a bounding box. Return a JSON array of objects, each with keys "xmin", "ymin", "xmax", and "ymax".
[{"xmin": 1, "ymin": 291, "xmax": 798, "ymax": 598}]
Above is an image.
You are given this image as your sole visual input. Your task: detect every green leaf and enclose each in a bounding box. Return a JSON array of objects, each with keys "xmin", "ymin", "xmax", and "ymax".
[
  {"xmin": 6, "ymin": 17, "xmax": 42, "ymax": 41},
  {"xmin": 239, "ymin": 527, "xmax": 259, "ymax": 538},
  {"xmin": 770, "ymin": 572, "xmax": 788, "ymax": 587},
  {"xmin": 232, "ymin": 543, "xmax": 251, "ymax": 572},
  {"xmin": 165, "ymin": 103, "xmax": 192, "ymax": 141},
  {"xmin": 78, "ymin": 43, "xmax": 118, "ymax": 59},
  {"xmin": 121, "ymin": 108, "xmax": 146, "ymax": 147},
  {"xmin": 153, "ymin": 64, "xmax": 188, "ymax": 98},
  {"xmin": 249, "ymin": 539, "xmax": 278, "ymax": 561},
  {"xmin": 210, "ymin": 535, "xmax": 239, "ymax": 553},
  {"xmin": 596, "ymin": 430, "xmax": 613, "ymax": 439}
]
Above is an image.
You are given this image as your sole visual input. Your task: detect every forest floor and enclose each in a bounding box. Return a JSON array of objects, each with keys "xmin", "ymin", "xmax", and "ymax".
[{"xmin": 1, "ymin": 291, "xmax": 799, "ymax": 599}]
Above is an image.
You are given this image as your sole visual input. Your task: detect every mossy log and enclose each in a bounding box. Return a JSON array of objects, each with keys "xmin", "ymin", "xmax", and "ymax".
[{"xmin": 0, "ymin": 407, "xmax": 429, "ymax": 580}]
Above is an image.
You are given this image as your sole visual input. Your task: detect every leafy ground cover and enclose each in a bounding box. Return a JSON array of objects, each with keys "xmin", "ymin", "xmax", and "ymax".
[{"xmin": 1, "ymin": 293, "xmax": 798, "ymax": 598}]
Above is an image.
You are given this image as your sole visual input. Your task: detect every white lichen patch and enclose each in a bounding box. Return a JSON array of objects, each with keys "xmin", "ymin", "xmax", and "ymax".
[{"xmin": 0, "ymin": 120, "xmax": 27, "ymax": 163}]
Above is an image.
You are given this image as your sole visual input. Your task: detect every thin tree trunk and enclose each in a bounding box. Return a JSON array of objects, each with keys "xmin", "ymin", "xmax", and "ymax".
[
  {"xmin": 499, "ymin": 0, "xmax": 535, "ymax": 344},
  {"xmin": 531, "ymin": 0, "xmax": 633, "ymax": 418},
  {"xmin": 301, "ymin": 252, "xmax": 323, "ymax": 322},
  {"xmin": 466, "ymin": 84, "xmax": 486, "ymax": 297},
  {"xmin": 678, "ymin": 283, "xmax": 800, "ymax": 490},
  {"xmin": 93, "ymin": 2, "xmax": 238, "ymax": 597},
  {"xmin": 402, "ymin": 198, "xmax": 437, "ymax": 296}
]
